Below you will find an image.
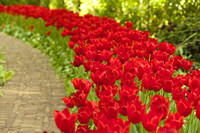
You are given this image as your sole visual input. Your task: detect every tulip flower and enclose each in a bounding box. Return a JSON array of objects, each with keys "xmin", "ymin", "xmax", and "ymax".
[{"xmin": 54, "ymin": 108, "xmax": 77, "ymax": 133}]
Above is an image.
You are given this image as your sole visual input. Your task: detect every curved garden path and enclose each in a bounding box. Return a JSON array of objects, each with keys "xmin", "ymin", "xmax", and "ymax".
[{"xmin": 0, "ymin": 33, "xmax": 66, "ymax": 133}]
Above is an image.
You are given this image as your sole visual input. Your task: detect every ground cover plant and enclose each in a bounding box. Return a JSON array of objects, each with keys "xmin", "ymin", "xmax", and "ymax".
[
  {"xmin": 156, "ymin": 14, "xmax": 200, "ymax": 63},
  {"xmin": 0, "ymin": 4, "xmax": 200, "ymax": 133},
  {"xmin": 0, "ymin": 47, "xmax": 14, "ymax": 95}
]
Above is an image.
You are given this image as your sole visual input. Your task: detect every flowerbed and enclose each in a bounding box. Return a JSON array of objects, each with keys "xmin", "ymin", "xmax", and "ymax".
[{"xmin": 0, "ymin": 4, "xmax": 200, "ymax": 133}]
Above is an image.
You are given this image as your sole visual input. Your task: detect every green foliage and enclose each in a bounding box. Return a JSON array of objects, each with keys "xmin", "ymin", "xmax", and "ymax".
[
  {"xmin": 40, "ymin": 0, "xmax": 50, "ymax": 7},
  {"xmin": 0, "ymin": 0, "xmax": 20, "ymax": 5},
  {"xmin": 0, "ymin": 0, "xmax": 41, "ymax": 5},
  {"xmin": 49, "ymin": 0, "xmax": 65, "ymax": 9},
  {"xmin": 61, "ymin": 0, "xmax": 200, "ymax": 34},
  {"xmin": 0, "ymin": 47, "xmax": 14, "ymax": 96},
  {"xmin": 156, "ymin": 14, "xmax": 200, "ymax": 63}
]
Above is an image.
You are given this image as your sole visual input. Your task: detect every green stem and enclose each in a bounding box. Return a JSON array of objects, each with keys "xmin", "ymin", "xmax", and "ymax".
[
  {"xmin": 180, "ymin": 32, "xmax": 197, "ymax": 47},
  {"xmin": 139, "ymin": 122, "xmax": 144, "ymax": 133},
  {"xmin": 148, "ymin": 54, "xmax": 151, "ymax": 62},
  {"xmin": 186, "ymin": 112, "xmax": 192, "ymax": 132}
]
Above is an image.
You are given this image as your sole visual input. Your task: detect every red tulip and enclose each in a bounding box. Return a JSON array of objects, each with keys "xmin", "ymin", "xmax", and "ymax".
[
  {"xmin": 61, "ymin": 29, "xmax": 70, "ymax": 37},
  {"xmin": 119, "ymin": 84, "xmax": 138, "ymax": 103},
  {"xmin": 75, "ymin": 125, "xmax": 90, "ymax": 133},
  {"xmin": 142, "ymin": 111, "xmax": 162, "ymax": 132},
  {"xmin": 73, "ymin": 90, "xmax": 88, "ymax": 108},
  {"xmin": 188, "ymin": 76, "xmax": 200, "ymax": 90},
  {"xmin": 150, "ymin": 95, "xmax": 170, "ymax": 120},
  {"xmin": 99, "ymin": 99, "xmax": 119, "ymax": 119},
  {"xmin": 72, "ymin": 55, "xmax": 85, "ymax": 67},
  {"xmin": 68, "ymin": 41, "xmax": 76, "ymax": 49},
  {"xmin": 94, "ymin": 113, "xmax": 130, "ymax": 133},
  {"xmin": 164, "ymin": 112, "xmax": 184, "ymax": 130},
  {"xmin": 54, "ymin": 108, "xmax": 77, "ymax": 133},
  {"xmin": 183, "ymin": 59, "xmax": 193, "ymax": 71},
  {"xmin": 118, "ymin": 45, "xmax": 130, "ymax": 64},
  {"xmin": 127, "ymin": 96, "xmax": 147, "ymax": 124},
  {"xmin": 125, "ymin": 21, "xmax": 133, "ymax": 29},
  {"xmin": 101, "ymin": 49, "xmax": 113, "ymax": 62},
  {"xmin": 159, "ymin": 41, "xmax": 177, "ymax": 55},
  {"xmin": 62, "ymin": 96, "xmax": 74, "ymax": 108},
  {"xmin": 187, "ymin": 88, "xmax": 200, "ymax": 106},
  {"xmin": 172, "ymin": 86, "xmax": 188, "ymax": 101},
  {"xmin": 30, "ymin": 25, "xmax": 34, "ymax": 29},
  {"xmin": 74, "ymin": 46, "xmax": 84, "ymax": 55},
  {"xmin": 46, "ymin": 30, "xmax": 51, "ymax": 35},
  {"xmin": 71, "ymin": 78, "xmax": 93, "ymax": 93},
  {"xmin": 78, "ymin": 106, "xmax": 92, "ymax": 124},
  {"xmin": 172, "ymin": 55, "xmax": 185, "ymax": 70},
  {"xmin": 151, "ymin": 59, "xmax": 164, "ymax": 73},
  {"xmin": 145, "ymin": 38, "xmax": 158, "ymax": 54},
  {"xmin": 152, "ymin": 50, "xmax": 169, "ymax": 62},
  {"xmin": 162, "ymin": 79, "xmax": 174, "ymax": 92},
  {"xmin": 176, "ymin": 99, "xmax": 192, "ymax": 117},
  {"xmin": 142, "ymin": 72, "xmax": 161, "ymax": 92},
  {"xmin": 83, "ymin": 59, "xmax": 94, "ymax": 72}
]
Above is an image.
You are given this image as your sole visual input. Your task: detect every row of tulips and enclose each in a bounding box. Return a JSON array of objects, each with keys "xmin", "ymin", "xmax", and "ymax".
[{"xmin": 0, "ymin": 4, "xmax": 200, "ymax": 133}]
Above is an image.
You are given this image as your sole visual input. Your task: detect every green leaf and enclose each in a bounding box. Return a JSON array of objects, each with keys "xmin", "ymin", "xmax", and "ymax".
[{"xmin": 0, "ymin": 90, "xmax": 3, "ymax": 96}]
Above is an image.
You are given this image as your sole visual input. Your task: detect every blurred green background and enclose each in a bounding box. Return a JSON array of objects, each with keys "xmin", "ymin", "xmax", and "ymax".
[
  {"xmin": 1, "ymin": 0, "xmax": 199, "ymax": 32},
  {"xmin": 0, "ymin": 0, "xmax": 200, "ymax": 62}
]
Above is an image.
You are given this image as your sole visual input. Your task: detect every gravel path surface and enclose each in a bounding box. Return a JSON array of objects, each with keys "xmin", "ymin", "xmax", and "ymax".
[{"xmin": 0, "ymin": 32, "xmax": 65, "ymax": 133}]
